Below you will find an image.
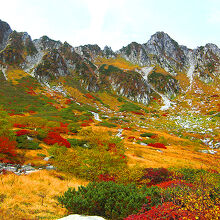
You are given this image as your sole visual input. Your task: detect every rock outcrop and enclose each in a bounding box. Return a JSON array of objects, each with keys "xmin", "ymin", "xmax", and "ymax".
[{"xmin": 0, "ymin": 19, "xmax": 219, "ymax": 104}]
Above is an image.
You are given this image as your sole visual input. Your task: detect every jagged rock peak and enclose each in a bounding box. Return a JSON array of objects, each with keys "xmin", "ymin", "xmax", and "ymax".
[
  {"xmin": 33, "ymin": 35, "xmax": 62, "ymax": 51},
  {"xmin": 204, "ymin": 43, "xmax": 220, "ymax": 58},
  {"xmin": 117, "ymin": 42, "xmax": 151, "ymax": 66},
  {"xmin": 145, "ymin": 31, "xmax": 181, "ymax": 55},
  {"xmin": 103, "ymin": 45, "xmax": 115, "ymax": 58},
  {"xmin": 74, "ymin": 44, "xmax": 103, "ymax": 60},
  {"xmin": 0, "ymin": 19, "xmax": 12, "ymax": 51}
]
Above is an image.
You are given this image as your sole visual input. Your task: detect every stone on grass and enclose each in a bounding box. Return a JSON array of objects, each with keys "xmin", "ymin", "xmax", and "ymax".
[{"xmin": 58, "ymin": 214, "xmax": 105, "ymax": 220}]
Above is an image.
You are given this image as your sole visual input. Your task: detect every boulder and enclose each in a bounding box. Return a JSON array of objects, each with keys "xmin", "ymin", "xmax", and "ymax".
[{"xmin": 58, "ymin": 214, "xmax": 105, "ymax": 220}]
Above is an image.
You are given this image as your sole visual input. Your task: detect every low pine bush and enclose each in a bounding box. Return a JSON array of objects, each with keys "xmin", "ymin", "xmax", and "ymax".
[
  {"xmin": 120, "ymin": 102, "xmax": 141, "ymax": 112},
  {"xmin": 58, "ymin": 181, "xmax": 148, "ymax": 220},
  {"xmin": 67, "ymin": 138, "xmax": 89, "ymax": 148},
  {"xmin": 140, "ymin": 132, "xmax": 156, "ymax": 137},
  {"xmin": 16, "ymin": 135, "xmax": 41, "ymax": 150},
  {"xmin": 98, "ymin": 121, "xmax": 117, "ymax": 128},
  {"xmin": 68, "ymin": 123, "xmax": 81, "ymax": 133}
]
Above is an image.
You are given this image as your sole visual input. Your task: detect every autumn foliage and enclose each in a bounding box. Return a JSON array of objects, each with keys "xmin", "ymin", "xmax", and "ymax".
[
  {"xmin": 125, "ymin": 202, "xmax": 194, "ymax": 220},
  {"xmin": 98, "ymin": 174, "xmax": 115, "ymax": 182},
  {"xmin": 13, "ymin": 123, "xmax": 27, "ymax": 128},
  {"xmin": 15, "ymin": 129, "xmax": 30, "ymax": 136},
  {"xmin": 43, "ymin": 132, "xmax": 71, "ymax": 148},
  {"xmin": 0, "ymin": 136, "xmax": 17, "ymax": 163},
  {"xmin": 148, "ymin": 142, "xmax": 167, "ymax": 149}
]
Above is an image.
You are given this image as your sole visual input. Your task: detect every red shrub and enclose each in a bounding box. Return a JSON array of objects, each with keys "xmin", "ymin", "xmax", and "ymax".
[
  {"xmin": 15, "ymin": 129, "xmax": 30, "ymax": 136},
  {"xmin": 49, "ymin": 122, "xmax": 70, "ymax": 134},
  {"xmin": 43, "ymin": 132, "xmax": 71, "ymax": 148},
  {"xmin": 120, "ymin": 154, "xmax": 126, "ymax": 159},
  {"xmin": 108, "ymin": 143, "xmax": 117, "ymax": 152},
  {"xmin": 98, "ymin": 174, "xmax": 115, "ymax": 182},
  {"xmin": 80, "ymin": 123, "xmax": 90, "ymax": 127},
  {"xmin": 150, "ymin": 135, "xmax": 157, "ymax": 139},
  {"xmin": 128, "ymin": 136, "xmax": 136, "ymax": 140},
  {"xmin": 26, "ymin": 90, "xmax": 36, "ymax": 95},
  {"xmin": 83, "ymin": 119, "xmax": 94, "ymax": 123},
  {"xmin": 13, "ymin": 123, "xmax": 27, "ymax": 128},
  {"xmin": 123, "ymin": 127, "xmax": 132, "ymax": 131},
  {"xmin": 28, "ymin": 110, "xmax": 36, "ymax": 114},
  {"xmin": 125, "ymin": 202, "xmax": 194, "ymax": 220},
  {"xmin": 131, "ymin": 111, "xmax": 144, "ymax": 115},
  {"xmin": 211, "ymin": 94, "xmax": 219, "ymax": 98},
  {"xmin": 141, "ymin": 168, "xmax": 171, "ymax": 186},
  {"xmin": 156, "ymin": 180, "xmax": 194, "ymax": 188},
  {"xmin": 65, "ymin": 99, "xmax": 72, "ymax": 104},
  {"xmin": 208, "ymin": 169, "xmax": 219, "ymax": 174},
  {"xmin": 60, "ymin": 122, "xmax": 69, "ymax": 127},
  {"xmin": 0, "ymin": 136, "xmax": 17, "ymax": 161},
  {"xmin": 85, "ymin": 93, "xmax": 95, "ymax": 99},
  {"xmin": 50, "ymin": 127, "xmax": 69, "ymax": 134},
  {"xmin": 8, "ymin": 113, "xmax": 25, "ymax": 116},
  {"xmin": 148, "ymin": 142, "xmax": 167, "ymax": 149}
]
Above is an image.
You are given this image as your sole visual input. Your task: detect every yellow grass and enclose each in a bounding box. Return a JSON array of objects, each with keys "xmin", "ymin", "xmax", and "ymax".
[
  {"xmin": 175, "ymin": 72, "xmax": 190, "ymax": 91},
  {"xmin": 95, "ymin": 56, "xmax": 140, "ymax": 70},
  {"xmin": 96, "ymin": 92, "xmax": 122, "ymax": 110},
  {"xmin": 153, "ymin": 66, "xmax": 170, "ymax": 75},
  {"xmin": 0, "ymin": 170, "xmax": 88, "ymax": 219},
  {"xmin": 78, "ymin": 125, "xmax": 219, "ymax": 171},
  {"xmin": 122, "ymin": 128, "xmax": 220, "ymax": 171},
  {"xmin": 6, "ymin": 68, "xmax": 29, "ymax": 84}
]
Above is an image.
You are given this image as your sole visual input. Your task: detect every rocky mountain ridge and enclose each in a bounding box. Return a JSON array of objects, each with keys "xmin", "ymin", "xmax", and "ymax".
[{"xmin": 0, "ymin": 19, "xmax": 219, "ymax": 105}]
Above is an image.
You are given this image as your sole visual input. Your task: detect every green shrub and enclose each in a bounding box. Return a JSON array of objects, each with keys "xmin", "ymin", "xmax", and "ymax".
[
  {"xmin": 158, "ymin": 136, "xmax": 168, "ymax": 145},
  {"xmin": 16, "ymin": 135, "xmax": 41, "ymax": 150},
  {"xmin": 0, "ymin": 107, "xmax": 15, "ymax": 139},
  {"xmin": 117, "ymin": 96, "xmax": 125, "ymax": 102},
  {"xmin": 58, "ymin": 181, "xmax": 148, "ymax": 220},
  {"xmin": 47, "ymin": 121, "xmax": 60, "ymax": 128},
  {"xmin": 37, "ymin": 153, "xmax": 46, "ymax": 157},
  {"xmin": 36, "ymin": 128, "xmax": 48, "ymax": 140},
  {"xmin": 140, "ymin": 132, "xmax": 155, "ymax": 137},
  {"xmin": 68, "ymin": 123, "xmax": 81, "ymax": 133},
  {"xmin": 68, "ymin": 138, "xmax": 89, "ymax": 148},
  {"xmin": 49, "ymin": 141, "xmax": 126, "ymax": 181},
  {"xmin": 119, "ymin": 102, "xmax": 141, "ymax": 112},
  {"xmin": 141, "ymin": 138, "xmax": 156, "ymax": 145},
  {"xmin": 98, "ymin": 121, "xmax": 117, "ymax": 128}
]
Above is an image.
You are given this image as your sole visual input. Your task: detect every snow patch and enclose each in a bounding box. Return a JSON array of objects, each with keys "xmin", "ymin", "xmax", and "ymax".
[
  {"xmin": 150, "ymin": 85, "xmax": 175, "ymax": 110},
  {"xmin": 141, "ymin": 66, "xmax": 154, "ymax": 81},
  {"xmin": 0, "ymin": 64, "xmax": 8, "ymax": 80},
  {"xmin": 186, "ymin": 53, "xmax": 196, "ymax": 92},
  {"xmin": 160, "ymin": 93, "xmax": 175, "ymax": 110},
  {"xmin": 90, "ymin": 111, "xmax": 102, "ymax": 121}
]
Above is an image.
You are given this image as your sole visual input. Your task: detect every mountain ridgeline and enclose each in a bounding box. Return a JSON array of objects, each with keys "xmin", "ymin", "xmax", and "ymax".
[{"xmin": 0, "ymin": 19, "xmax": 219, "ymax": 104}]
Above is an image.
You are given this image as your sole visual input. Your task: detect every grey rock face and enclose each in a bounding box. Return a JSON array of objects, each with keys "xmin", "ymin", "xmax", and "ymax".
[
  {"xmin": 33, "ymin": 35, "xmax": 62, "ymax": 51},
  {"xmin": 103, "ymin": 45, "xmax": 116, "ymax": 58},
  {"xmin": 118, "ymin": 42, "xmax": 151, "ymax": 66},
  {"xmin": 0, "ymin": 20, "xmax": 12, "ymax": 51},
  {"xmin": 0, "ymin": 18, "xmax": 219, "ymax": 104},
  {"xmin": 74, "ymin": 44, "xmax": 103, "ymax": 61}
]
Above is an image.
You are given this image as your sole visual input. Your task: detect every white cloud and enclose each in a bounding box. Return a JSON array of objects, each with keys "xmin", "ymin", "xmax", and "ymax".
[{"xmin": 0, "ymin": 0, "xmax": 219, "ymax": 50}]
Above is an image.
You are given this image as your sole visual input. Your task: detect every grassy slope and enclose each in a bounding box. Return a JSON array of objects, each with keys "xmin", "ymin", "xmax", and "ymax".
[{"xmin": 0, "ymin": 65, "xmax": 219, "ymax": 219}]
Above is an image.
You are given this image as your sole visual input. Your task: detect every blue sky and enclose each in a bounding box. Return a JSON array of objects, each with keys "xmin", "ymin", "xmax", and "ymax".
[{"xmin": 1, "ymin": 0, "xmax": 219, "ymax": 50}]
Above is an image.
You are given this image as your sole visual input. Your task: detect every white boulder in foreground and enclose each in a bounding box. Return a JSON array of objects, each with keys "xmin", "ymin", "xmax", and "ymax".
[{"xmin": 58, "ymin": 214, "xmax": 105, "ymax": 220}]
